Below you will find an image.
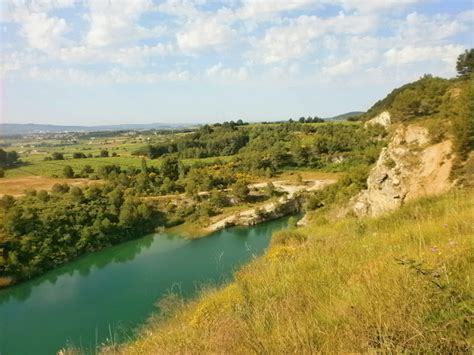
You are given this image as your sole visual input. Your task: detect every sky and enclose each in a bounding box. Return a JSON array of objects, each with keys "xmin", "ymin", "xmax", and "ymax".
[{"xmin": 0, "ymin": 0, "xmax": 473, "ymax": 126}]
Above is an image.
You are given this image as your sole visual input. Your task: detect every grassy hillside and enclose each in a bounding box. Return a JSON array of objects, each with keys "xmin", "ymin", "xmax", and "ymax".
[{"xmin": 115, "ymin": 188, "xmax": 473, "ymax": 353}]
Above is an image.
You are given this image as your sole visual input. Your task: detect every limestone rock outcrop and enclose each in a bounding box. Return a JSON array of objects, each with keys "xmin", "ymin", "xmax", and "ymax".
[
  {"xmin": 364, "ymin": 111, "xmax": 391, "ymax": 128},
  {"xmin": 351, "ymin": 124, "xmax": 453, "ymax": 217}
]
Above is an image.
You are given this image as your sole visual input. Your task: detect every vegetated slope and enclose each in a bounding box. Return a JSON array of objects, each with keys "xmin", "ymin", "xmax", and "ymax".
[
  {"xmin": 300, "ymin": 75, "xmax": 472, "ymax": 224},
  {"xmin": 114, "ymin": 74, "xmax": 474, "ymax": 354},
  {"xmin": 116, "ymin": 189, "xmax": 473, "ymax": 354},
  {"xmin": 347, "ymin": 75, "xmax": 473, "ymax": 217},
  {"xmin": 361, "ymin": 74, "xmax": 473, "ymax": 170}
]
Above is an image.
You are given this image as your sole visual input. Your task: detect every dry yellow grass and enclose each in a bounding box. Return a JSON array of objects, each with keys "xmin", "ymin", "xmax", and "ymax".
[{"xmin": 0, "ymin": 176, "xmax": 97, "ymax": 197}]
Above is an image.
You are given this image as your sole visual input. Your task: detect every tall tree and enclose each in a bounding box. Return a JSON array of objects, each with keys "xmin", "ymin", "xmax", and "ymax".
[
  {"xmin": 161, "ymin": 156, "xmax": 180, "ymax": 181},
  {"xmin": 456, "ymin": 49, "xmax": 474, "ymax": 79}
]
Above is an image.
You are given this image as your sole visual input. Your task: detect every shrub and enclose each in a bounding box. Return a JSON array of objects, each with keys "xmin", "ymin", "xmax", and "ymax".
[
  {"xmin": 63, "ymin": 165, "xmax": 75, "ymax": 178},
  {"xmin": 51, "ymin": 152, "xmax": 64, "ymax": 160},
  {"xmin": 72, "ymin": 152, "xmax": 87, "ymax": 159}
]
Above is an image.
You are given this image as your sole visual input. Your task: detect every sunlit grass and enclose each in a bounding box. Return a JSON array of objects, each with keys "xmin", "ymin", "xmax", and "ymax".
[
  {"xmin": 5, "ymin": 154, "xmax": 234, "ymax": 178},
  {"xmin": 114, "ymin": 188, "xmax": 473, "ymax": 353}
]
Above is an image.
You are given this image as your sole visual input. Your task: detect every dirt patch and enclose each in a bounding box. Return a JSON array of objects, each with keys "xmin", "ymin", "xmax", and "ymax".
[
  {"xmin": 0, "ymin": 176, "xmax": 97, "ymax": 197},
  {"xmin": 404, "ymin": 125, "xmax": 430, "ymax": 145},
  {"xmin": 405, "ymin": 140, "xmax": 453, "ymax": 200},
  {"xmin": 448, "ymin": 87, "xmax": 462, "ymax": 99}
]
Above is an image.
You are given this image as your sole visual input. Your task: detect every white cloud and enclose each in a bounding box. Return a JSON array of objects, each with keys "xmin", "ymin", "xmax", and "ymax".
[
  {"xmin": 339, "ymin": 0, "xmax": 420, "ymax": 13},
  {"xmin": 322, "ymin": 59, "xmax": 354, "ymax": 76},
  {"xmin": 1, "ymin": 0, "xmax": 75, "ymax": 22},
  {"xmin": 157, "ymin": 0, "xmax": 202, "ymax": 18},
  {"xmin": 1, "ymin": 1, "xmax": 73, "ymax": 51},
  {"xmin": 1, "ymin": 51, "xmax": 32, "ymax": 77},
  {"xmin": 458, "ymin": 9, "xmax": 474, "ymax": 23},
  {"xmin": 206, "ymin": 62, "xmax": 249, "ymax": 81},
  {"xmin": 85, "ymin": 0, "xmax": 158, "ymax": 47},
  {"xmin": 384, "ymin": 44, "xmax": 464, "ymax": 66},
  {"xmin": 249, "ymin": 16, "xmax": 322, "ymax": 64},
  {"xmin": 24, "ymin": 66, "xmax": 190, "ymax": 85},
  {"xmin": 399, "ymin": 12, "xmax": 466, "ymax": 45},
  {"xmin": 56, "ymin": 43, "xmax": 175, "ymax": 66},
  {"xmin": 20, "ymin": 12, "xmax": 69, "ymax": 50},
  {"xmin": 237, "ymin": 0, "xmax": 316, "ymax": 20},
  {"xmin": 1, "ymin": 0, "xmax": 472, "ymax": 87},
  {"xmin": 250, "ymin": 13, "xmax": 377, "ymax": 64},
  {"xmin": 177, "ymin": 17, "xmax": 236, "ymax": 52},
  {"xmin": 27, "ymin": 0, "xmax": 75, "ymax": 12}
]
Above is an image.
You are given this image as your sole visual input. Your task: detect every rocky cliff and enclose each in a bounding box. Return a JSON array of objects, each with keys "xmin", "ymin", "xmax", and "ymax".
[{"xmin": 351, "ymin": 113, "xmax": 453, "ymax": 217}]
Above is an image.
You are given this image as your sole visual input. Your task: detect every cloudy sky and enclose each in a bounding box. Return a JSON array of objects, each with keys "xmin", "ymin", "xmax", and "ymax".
[{"xmin": 1, "ymin": 0, "xmax": 473, "ymax": 125}]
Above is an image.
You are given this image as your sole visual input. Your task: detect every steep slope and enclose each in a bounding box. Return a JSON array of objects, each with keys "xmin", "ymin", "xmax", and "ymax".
[
  {"xmin": 114, "ymin": 190, "xmax": 473, "ymax": 354},
  {"xmin": 349, "ymin": 75, "xmax": 473, "ymax": 216},
  {"xmin": 351, "ymin": 120, "xmax": 453, "ymax": 216}
]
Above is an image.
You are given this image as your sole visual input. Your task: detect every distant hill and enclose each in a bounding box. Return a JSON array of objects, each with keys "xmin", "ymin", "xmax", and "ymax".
[
  {"xmin": 325, "ymin": 111, "xmax": 365, "ymax": 121},
  {"xmin": 0, "ymin": 123, "xmax": 191, "ymax": 136}
]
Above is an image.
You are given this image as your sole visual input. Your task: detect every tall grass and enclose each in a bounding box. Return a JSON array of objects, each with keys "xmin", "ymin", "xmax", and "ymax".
[{"xmin": 112, "ymin": 189, "xmax": 473, "ymax": 353}]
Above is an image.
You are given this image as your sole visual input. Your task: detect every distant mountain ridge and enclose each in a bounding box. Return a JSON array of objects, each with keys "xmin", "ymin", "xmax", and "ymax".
[
  {"xmin": 1, "ymin": 112, "xmax": 365, "ymax": 136},
  {"xmin": 0, "ymin": 123, "xmax": 191, "ymax": 136}
]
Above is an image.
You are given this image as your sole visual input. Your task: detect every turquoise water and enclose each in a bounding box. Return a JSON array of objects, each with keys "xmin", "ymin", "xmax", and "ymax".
[{"xmin": 0, "ymin": 217, "xmax": 291, "ymax": 354}]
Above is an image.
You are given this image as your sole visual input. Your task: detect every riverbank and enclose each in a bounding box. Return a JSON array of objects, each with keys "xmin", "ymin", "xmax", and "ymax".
[{"xmin": 164, "ymin": 176, "xmax": 337, "ymax": 238}]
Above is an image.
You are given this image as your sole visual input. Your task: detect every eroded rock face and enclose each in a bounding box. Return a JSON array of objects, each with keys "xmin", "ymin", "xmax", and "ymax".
[
  {"xmin": 365, "ymin": 111, "xmax": 391, "ymax": 128},
  {"xmin": 351, "ymin": 124, "xmax": 453, "ymax": 217}
]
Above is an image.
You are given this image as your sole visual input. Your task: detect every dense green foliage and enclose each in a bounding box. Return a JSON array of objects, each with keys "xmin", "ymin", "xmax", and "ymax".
[
  {"xmin": 0, "ymin": 149, "xmax": 20, "ymax": 169},
  {"xmin": 133, "ymin": 125, "xmax": 249, "ymax": 159},
  {"xmin": 131, "ymin": 122, "xmax": 384, "ymax": 184},
  {"xmin": 0, "ymin": 183, "xmax": 161, "ymax": 284},
  {"xmin": 456, "ymin": 49, "xmax": 474, "ymax": 79},
  {"xmin": 364, "ymin": 74, "xmax": 451, "ymax": 122},
  {"xmin": 0, "ymin": 120, "xmax": 385, "ymax": 285},
  {"xmin": 304, "ymin": 165, "xmax": 369, "ymax": 211},
  {"xmin": 363, "ymin": 62, "xmax": 473, "ymax": 171},
  {"xmin": 452, "ymin": 78, "xmax": 474, "ymax": 159}
]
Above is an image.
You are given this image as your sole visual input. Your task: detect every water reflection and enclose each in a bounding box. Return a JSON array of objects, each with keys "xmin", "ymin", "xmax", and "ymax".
[
  {"xmin": 0, "ymin": 235, "xmax": 154, "ymax": 304},
  {"xmin": 0, "ymin": 216, "xmax": 291, "ymax": 355}
]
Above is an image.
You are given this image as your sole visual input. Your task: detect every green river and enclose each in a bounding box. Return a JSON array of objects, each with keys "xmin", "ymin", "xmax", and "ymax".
[{"xmin": 0, "ymin": 216, "xmax": 291, "ymax": 354}]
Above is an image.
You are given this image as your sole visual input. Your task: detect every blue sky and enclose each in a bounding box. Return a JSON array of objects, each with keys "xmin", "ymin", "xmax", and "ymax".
[{"xmin": 1, "ymin": 0, "xmax": 473, "ymax": 125}]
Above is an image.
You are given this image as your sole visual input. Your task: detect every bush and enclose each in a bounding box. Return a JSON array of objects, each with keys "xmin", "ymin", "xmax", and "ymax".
[
  {"xmin": 51, "ymin": 152, "xmax": 64, "ymax": 160},
  {"xmin": 63, "ymin": 165, "xmax": 75, "ymax": 178},
  {"xmin": 72, "ymin": 152, "xmax": 87, "ymax": 159},
  {"xmin": 232, "ymin": 180, "xmax": 249, "ymax": 202}
]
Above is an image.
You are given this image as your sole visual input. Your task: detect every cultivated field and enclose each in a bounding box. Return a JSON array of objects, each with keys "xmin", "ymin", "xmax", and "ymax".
[{"xmin": 0, "ymin": 176, "xmax": 97, "ymax": 197}]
